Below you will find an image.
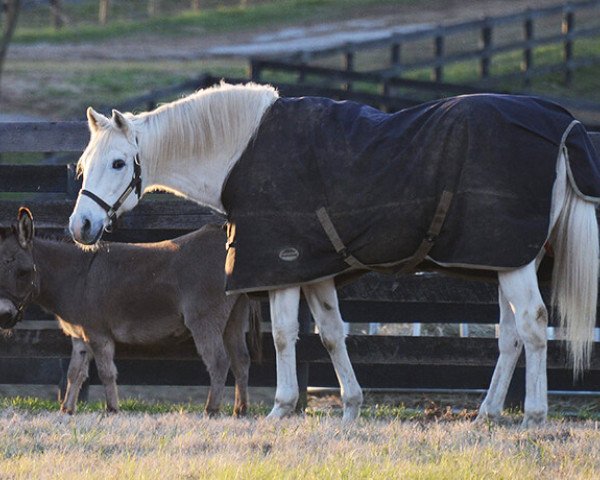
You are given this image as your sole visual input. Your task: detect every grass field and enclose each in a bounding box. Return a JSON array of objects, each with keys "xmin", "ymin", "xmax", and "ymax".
[{"xmin": 2, "ymin": 402, "xmax": 600, "ymax": 479}]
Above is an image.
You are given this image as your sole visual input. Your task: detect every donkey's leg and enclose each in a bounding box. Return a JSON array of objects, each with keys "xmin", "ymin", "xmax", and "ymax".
[
  {"xmin": 185, "ymin": 310, "xmax": 231, "ymax": 416},
  {"xmin": 498, "ymin": 261, "xmax": 548, "ymax": 427},
  {"xmin": 223, "ymin": 296, "xmax": 252, "ymax": 417},
  {"xmin": 61, "ymin": 337, "xmax": 92, "ymax": 414},
  {"xmin": 89, "ymin": 336, "xmax": 119, "ymax": 413},
  {"xmin": 476, "ymin": 288, "xmax": 522, "ymax": 422},
  {"xmin": 267, "ymin": 286, "xmax": 301, "ymax": 419},
  {"xmin": 302, "ymin": 279, "xmax": 363, "ymax": 422}
]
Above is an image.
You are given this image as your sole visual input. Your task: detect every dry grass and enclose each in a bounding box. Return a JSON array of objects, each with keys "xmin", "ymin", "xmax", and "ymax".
[{"xmin": 1, "ymin": 408, "xmax": 600, "ymax": 479}]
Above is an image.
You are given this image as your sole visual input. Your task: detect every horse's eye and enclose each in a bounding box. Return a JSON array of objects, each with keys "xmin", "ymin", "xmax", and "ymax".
[{"xmin": 112, "ymin": 159, "xmax": 126, "ymax": 170}]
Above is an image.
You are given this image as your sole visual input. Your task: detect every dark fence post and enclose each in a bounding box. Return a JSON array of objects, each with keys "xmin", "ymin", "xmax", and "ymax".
[
  {"xmin": 523, "ymin": 11, "xmax": 534, "ymax": 88},
  {"xmin": 296, "ymin": 300, "xmax": 311, "ymax": 412},
  {"xmin": 249, "ymin": 59, "xmax": 262, "ymax": 82},
  {"xmin": 384, "ymin": 41, "xmax": 402, "ymax": 95},
  {"xmin": 479, "ymin": 19, "xmax": 492, "ymax": 80},
  {"xmin": 344, "ymin": 49, "xmax": 354, "ymax": 92},
  {"xmin": 562, "ymin": 5, "xmax": 575, "ymax": 86},
  {"xmin": 433, "ymin": 29, "xmax": 444, "ymax": 83}
]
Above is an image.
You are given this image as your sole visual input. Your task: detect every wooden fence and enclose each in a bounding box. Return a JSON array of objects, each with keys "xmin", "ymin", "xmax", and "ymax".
[
  {"xmin": 2, "ymin": 119, "xmax": 600, "ymax": 402},
  {"xmin": 256, "ymin": 1, "xmax": 600, "ymax": 90}
]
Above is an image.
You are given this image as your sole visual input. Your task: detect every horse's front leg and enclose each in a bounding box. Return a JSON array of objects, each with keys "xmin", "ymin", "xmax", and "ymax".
[
  {"xmin": 267, "ymin": 286, "xmax": 301, "ymax": 419},
  {"xmin": 303, "ymin": 279, "xmax": 363, "ymax": 422}
]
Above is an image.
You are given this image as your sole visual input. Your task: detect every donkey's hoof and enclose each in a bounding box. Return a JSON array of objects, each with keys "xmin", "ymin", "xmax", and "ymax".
[
  {"xmin": 233, "ymin": 404, "xmax": 248, "ymax": 418},
  {"xmin": 474, "ymin": 410, "xmax": 501, "ymax": 424},
  {"xmin": 60, "ymin": 405, "xmax": 74, "ymax": 415}
]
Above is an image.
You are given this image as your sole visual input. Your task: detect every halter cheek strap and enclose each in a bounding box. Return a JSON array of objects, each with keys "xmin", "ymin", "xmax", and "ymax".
[{"xmin": 80, "ymin": 153, "xmax": 142, "ymax": 233}]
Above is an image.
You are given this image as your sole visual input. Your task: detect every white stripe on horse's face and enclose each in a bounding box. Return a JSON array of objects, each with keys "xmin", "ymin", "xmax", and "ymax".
[{"xmin": 70, "ymin": 112, "xmax": 140, "ymax": 246}]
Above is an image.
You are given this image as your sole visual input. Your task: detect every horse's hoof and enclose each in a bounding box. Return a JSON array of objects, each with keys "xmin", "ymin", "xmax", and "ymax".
[
  {"xmin": 266, "ymin": 404, "xmax": 294, "ymax": 420},
  {"xmin": 342, "ymin": 404, "xmax": 361, "ymax": 423},
  {"xmin": 474, "ymin": 411, "xmax": 501, "ymax": 424},
  {"xmin": 521, "ymin": 412, "xmax": 547, "ymax": 428}
]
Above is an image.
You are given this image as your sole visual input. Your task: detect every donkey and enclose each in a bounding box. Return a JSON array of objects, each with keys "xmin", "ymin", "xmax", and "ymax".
[{"xmin": 0, "ymin": 208, "xmax": 261, "ymax": 415}]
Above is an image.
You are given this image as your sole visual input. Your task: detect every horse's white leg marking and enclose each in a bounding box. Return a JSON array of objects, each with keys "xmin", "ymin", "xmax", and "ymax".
[
  {"xmin": 476, "ymin": 287, "xmax": 522, "ymax": 422},
  {"xmin": 89, "ymin": 337, "xmax": 119, "ymax": 413},
  {"xmin": 61, "ymin": 337, "xmax": 91, "ymax": 415},
  {"xmin": 498, "ymin": 261, "xmax": 548, "ymax": 427},
  {"xmin": 267, "ymin": 286, "xmax": 301, "ymax": 419},
  {"xmin": 302, "ymin": 279, "xmax": 363, "ymax": 422}
]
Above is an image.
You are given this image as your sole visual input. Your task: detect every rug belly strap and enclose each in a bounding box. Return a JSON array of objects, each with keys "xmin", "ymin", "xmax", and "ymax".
[{"xmin": 316, "ymin": 190, "xmax": 454, "ymax": 274}]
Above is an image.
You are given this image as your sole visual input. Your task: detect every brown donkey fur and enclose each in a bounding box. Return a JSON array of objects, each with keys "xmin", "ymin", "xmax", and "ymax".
[{"xmin": 0, "ymin": 209, "xmax": 261, "ymax": 415}]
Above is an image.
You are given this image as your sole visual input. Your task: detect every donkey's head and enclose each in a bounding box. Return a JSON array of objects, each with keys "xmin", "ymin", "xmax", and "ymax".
[
  {"xmin": 0, "ymin": 208, "xmax": 37, "ymax": 329},
  {"xmin": 69, "ymin": 107, "xmax": 143, "ymax": 245}
]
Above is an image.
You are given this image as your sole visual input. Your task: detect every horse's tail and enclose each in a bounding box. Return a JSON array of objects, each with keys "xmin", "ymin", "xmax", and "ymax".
[
  {"xmin": 551, "ymin": 181, "xmax": 598, "ymax": 377},
  {"xmin": 246, "ymin": 298, "xmax": 263, "ymax": 364}
]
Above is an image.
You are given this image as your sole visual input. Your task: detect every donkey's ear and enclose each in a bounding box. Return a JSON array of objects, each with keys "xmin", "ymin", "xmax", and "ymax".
[
  {"xmin": 111, "ymin": 109, "xmax": 133, "ymax": 137},
  {"xmin": 87, "ymin": 107, "xmax": 110, "ymax": 133},
  {"xmin": 17, "ymin": 208, "xmax": 34, "ymax": 249}
]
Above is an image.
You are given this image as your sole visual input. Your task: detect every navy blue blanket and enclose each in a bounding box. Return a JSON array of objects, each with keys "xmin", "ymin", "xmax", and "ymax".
[{"xmin": 221, "ymin": 94, "xmax": 600, "ymax": 294}]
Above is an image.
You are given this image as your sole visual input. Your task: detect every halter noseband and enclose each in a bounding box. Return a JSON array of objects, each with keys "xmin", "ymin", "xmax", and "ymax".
[{"xmin": 80, "ymin": 153, "xmax": 142, "ymax": 233}]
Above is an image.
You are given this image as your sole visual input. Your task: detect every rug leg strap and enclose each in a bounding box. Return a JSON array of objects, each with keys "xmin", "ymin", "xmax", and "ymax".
[
  {"xmin": 316, "ymin": 190, "xmax": 453, "ymax": 273},
  {"xmin": 316, "ymin": 207, "xmax": 371, "ymax": 270},
  {"xmin": 400, "ymin": 190, "xmax": 454, "ymax": 273}
]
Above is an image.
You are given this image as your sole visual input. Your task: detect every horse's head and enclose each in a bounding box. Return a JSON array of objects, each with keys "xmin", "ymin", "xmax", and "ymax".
[
  {"xmin": 69, "ymin": 107, "xmax": 143, "ymax": 245},
  {"xmin": 0, "ymin": 208, "xmax": 37, "ymax": 329}
]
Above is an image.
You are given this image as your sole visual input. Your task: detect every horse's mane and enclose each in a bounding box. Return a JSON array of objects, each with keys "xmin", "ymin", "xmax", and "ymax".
[{"xmin": 133, "ymin": 81, "xmax": 278, "ymax": 173}]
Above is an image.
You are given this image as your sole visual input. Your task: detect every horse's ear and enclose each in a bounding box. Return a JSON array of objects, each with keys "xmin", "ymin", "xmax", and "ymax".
[
  {"xmin": 17, "ymin": 207, "xmax": 34, "ymax": 249},
  {"xmin": 111, "ymin": 109, "xmax": 132, "ymax": 137},
  {"xmin": 87, "ymin": 107, "xmax": 109, "ymax": 133}
]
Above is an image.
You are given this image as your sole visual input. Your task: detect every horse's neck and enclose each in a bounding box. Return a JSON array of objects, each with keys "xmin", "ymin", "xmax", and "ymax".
[
  {"xmin": 33, "ymin": 238, "xmax": 87, "ymax": 318},
  {"xmin": 137, "ymin": 88, "xmax": 277, "ymax": 213}
]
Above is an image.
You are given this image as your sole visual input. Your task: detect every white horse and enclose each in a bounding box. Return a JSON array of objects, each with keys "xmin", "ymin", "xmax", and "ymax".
[{"xmin": 69, "ymin": 82, "xmax": 598, "ymax": 426}]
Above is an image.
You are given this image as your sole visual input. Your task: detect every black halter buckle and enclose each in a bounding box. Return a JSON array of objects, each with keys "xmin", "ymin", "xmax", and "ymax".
[{"xmin": 80, "ymin": 153, "xmax": 142, "ymax": 233}]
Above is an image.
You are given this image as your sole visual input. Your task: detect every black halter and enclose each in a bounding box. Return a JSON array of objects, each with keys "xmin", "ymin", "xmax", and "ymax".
[{"xmin": 80, "ymin": 154, "xmax": 142, "ymax": 233}]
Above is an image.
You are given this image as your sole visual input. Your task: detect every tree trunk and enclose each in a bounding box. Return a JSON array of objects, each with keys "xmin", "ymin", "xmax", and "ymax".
[
  {"xmin": 148, "ymin": 0, "xmax": 159, "ymax": 17},
  {"xmin": 0, "ymin": 0, "xmax": 21, "ymax": 95},
  {"xmin": 99, "ymin": 0, "xmax": 109, "ymax": 25},
  {"xmin": 191, "ymin": 0, "xmax": 200, "ymax": 11},
  {"xmin": 50, "ymin": 0, "xmax": 65, "ymax": 30}
]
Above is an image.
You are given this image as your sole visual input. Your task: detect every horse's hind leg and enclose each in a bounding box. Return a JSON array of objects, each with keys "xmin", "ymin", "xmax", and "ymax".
[
  {"xmin": 498, "ymin": 261, "xmax": 548, "ymax": 427},
  {"xmin": 223, "ymin": 296, "xmax": 251, "ymax": 417},
  {"xmin": 185, "ymin": 309, "xmax": 231, "ymax": 416},
  {"xmin": 302, "ymin": 279, "xmax": 363, "ymax": 422},
  {"xmin": 267, "ymin": 286, "xmax": 301, "ymax": 419},
  {"xmin": 476, "ymin": 287, "xmax": 523, "ymax": 423},
  {"xmin": 61, "ymin": 337, "xmax": 92, "ymax": 414}
]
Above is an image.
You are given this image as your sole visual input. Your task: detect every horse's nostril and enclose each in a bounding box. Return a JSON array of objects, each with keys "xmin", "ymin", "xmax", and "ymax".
[{"xmin": 82, "ymin": 218, "xmax": 91, "ymax": 233}]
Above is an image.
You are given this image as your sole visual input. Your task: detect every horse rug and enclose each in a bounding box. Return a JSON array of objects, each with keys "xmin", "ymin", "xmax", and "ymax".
[{"xmin": 221, "ymin": 94, "xmax": 600, "ymax": 294}]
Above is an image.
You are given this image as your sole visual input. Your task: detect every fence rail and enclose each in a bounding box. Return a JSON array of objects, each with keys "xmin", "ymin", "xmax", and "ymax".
[{"xmin": 262, "ymin": 1, "xmax": 600, "ymax": 90}]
